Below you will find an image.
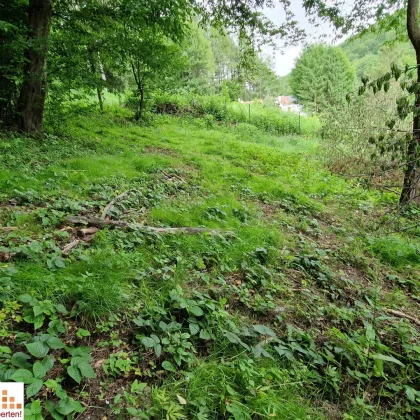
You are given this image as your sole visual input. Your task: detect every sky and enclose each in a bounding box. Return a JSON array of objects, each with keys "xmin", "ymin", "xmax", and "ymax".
[{"xmin": 262, "ymin": 2, "xmax": 340, "ymax": 76}]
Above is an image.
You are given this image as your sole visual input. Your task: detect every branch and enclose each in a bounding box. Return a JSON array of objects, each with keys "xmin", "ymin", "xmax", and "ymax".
[
  {"xmin": 383, "ymin": 308, "xmax": 420, "ymax": 327},
  {"xmin": 62, "ymin": 239, "xmax": 80, "ymax": 256},
  {"xmin": 101, "ymin": 190, "xmax": 130, "ymax": 220},
  {"xmin": 66, "ymin": 216, "xmax": 235, "ymax": 236}
]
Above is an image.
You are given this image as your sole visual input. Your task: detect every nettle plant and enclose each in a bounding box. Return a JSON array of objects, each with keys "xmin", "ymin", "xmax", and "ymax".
[
  {"xmin": 0, "ymin": 293, "xmax": 96, "ymax": 419},
  {"xmin": 134, "ymin": 287, "xmax": 228, "ymax": 371},
  {"xmin": 347, "ymin": 62, "xmax": 420, "ymax": 205}
]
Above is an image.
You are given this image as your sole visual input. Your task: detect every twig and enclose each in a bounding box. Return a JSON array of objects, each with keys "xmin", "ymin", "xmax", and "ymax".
[
  {"xmin": 78, "ymin": 227, "xmax": 99, "ymax": 237},
  {"xmin": 0, "ymin": 227, "xmax": 18, "ymax": 233},
  {"xmin": 67, "ymin": 216, "xmax": 235, "ymax": 236},
  {"xmin": 101, "ymin": 190, "xmax": 130, "ymax": 220},
  {"xmin": 383, "ymin": 309, "xmax": 420, "ymax": 327},
  {"xmin": 162, "ymin": 171, "xmax": 186, "ymax": 183},
  {"xmin": 62, "ymin": 239, "xmax": 80, "ymax": 256}
]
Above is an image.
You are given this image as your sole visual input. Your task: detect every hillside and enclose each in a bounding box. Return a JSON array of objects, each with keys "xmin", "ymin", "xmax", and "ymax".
[
  {"xmin": 341, "ymin": 28, "xmax": 415, "ymax": 77},
  {"xmin": 1, "ymin": 111, "xmax": 419, "ymax": 418}
]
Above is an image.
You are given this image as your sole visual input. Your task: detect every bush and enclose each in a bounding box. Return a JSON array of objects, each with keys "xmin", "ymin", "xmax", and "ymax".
[
  {"xmin": 320, "ymin": 84, "xmax": 408, "ymax": 189},
  {"xmin": 150, "ymin": 93, "xmax": 320, "ymax": 136}
]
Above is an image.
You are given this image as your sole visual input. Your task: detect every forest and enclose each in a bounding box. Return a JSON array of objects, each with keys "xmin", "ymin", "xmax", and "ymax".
[{"xmin": 0, "ymin": 1, "xmax": 419, "ymax": 419}]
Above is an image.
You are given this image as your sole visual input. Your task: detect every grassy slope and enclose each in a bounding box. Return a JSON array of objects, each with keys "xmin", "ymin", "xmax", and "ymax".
[{"xmin": 0, "ymin": 113, "xmax": 419, "ymax": 419}]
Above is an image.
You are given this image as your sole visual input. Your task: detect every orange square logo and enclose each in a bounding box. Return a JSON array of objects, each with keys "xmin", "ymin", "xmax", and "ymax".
[{"xmin": 0, "ymin": 383, "xmax": 24, "ymax": 416}]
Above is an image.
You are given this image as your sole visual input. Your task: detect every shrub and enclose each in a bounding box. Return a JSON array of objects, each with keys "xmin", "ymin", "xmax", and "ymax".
[
  {"xmin": 320, "ymin": 83, "xmax": 408, "ymax": 189},
  {"xmin": 150, "ymin": 93, "xmax": 321, "ymax": 136}
]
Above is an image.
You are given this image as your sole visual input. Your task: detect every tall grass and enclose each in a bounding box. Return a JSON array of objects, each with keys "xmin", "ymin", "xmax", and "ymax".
[{"xmin": 148, "ymin": 93, "xmax": 321, "ymax": 136}]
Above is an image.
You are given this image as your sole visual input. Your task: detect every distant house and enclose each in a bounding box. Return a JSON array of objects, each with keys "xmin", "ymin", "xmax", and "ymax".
[{"xmin": 275, "ymin": 95, "xmax": 303, "ymax": 114}]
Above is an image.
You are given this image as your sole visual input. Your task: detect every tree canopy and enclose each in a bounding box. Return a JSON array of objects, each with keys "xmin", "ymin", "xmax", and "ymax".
[{"xmin": 290, "ymin": 44, "xmax": 355, "ymax": 112}]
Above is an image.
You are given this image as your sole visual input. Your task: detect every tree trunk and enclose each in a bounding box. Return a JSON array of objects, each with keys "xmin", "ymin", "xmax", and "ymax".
[
  {"xmin": 402, "ymin": 0, "xmax": 420, "ymax": 205},
  {"xmin": 88, "ymin": 52, "xmax": 104, "ymax": 111},
  {"xmin": 18, "ymin": 0, "xmax": 52, "ymax": 133},
  {"xmin": 135, "ymin": 85, "xmax": 144, "ymax": 121},
  {"xmin": 97, "ymin": 88, "xmax": 104, "ymax": 111}
]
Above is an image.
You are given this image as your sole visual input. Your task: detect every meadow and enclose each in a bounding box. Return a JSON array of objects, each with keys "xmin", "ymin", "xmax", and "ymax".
[{"xmin": 0, "ymin": 109, "xmax": 419, "ymax": 419}]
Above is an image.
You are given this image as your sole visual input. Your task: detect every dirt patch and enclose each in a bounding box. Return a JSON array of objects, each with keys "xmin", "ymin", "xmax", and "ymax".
[
  {"xmin": 258, "ymin": 202, "xmax": 280, "ymax": 220},
  {"xmin": 144, "ymin": 145, "xmax": 178, "ymax": 156}
]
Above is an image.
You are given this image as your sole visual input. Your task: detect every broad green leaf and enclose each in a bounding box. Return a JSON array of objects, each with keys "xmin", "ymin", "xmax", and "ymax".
[
  {"xmin": 41, "ymin": 356, "xmax": 54, "ymax": 372},
  {"xmin": 11, "ymin": 368, "xmax": 34, "ymax": 384},
  {"xmin": 78, "ymin": 362, "xmax": 96, "ymax": 379},
  {"xmin": 55, "ymin": 399, "xmax": 76, "ymax": 415},
  {"xmin": 253, "ymin": 325, "xmax": 276, "ymax": 337},
  {"xmin": 55, "ymin": 304, "xmax": 68, "ymax": 314},
  {"xmin": 224, "ymin": 331, "xmax": 250, "ymax": 351},
  {"xmin": 67, "ymin": 365, "xmax": 82, "ymax": 383},
  {"xmin": 33, "ymin": 361, "xmax": 47, "ymax": 379},
  {"xmin": 141, "ymin": 337, "xmax": 155, "ymax": 348},
  {"xmin": 46, "ymin": 336, "xmax": 65, "ymax": 349},
  {"xmin": 26, "ymin": 342, "xmax": 49, "ymax": 358},
  {"xmin": 199, "ymin": 329, "xmax": 211, "ymax": 340},
  {"xmin": 34, "ymin": 315, "xmax": 45, "ymax": 330},
  {"xmin": 189, "ymin": 323, "xmax": 200, "ymax": 335},
  {"xmin": 29, "ymin": 400, "xmax": 42, "ymax": 415},
  {"xmin": 404, "ymin": 385, "xmax": 416, "ymax": 402},
  {"xmin": 33, "ymin": 305, "xmax": 43, "ymax": 317},
  {"xmin": 77, "ymin": 328, "xmax": 90, "ymax": 337},
  {"xmin": 19, "ymin": 294, "xmax": 34, "ymax": 303},
  {"xmin": 11, "ymin": 352, "xmax": 32, "ymax": 369},
  {"xmin": 371, "ymin": 354, "xmax": 405, "ymax": 367},
  {"xmin": 189, "ymin": 305, "xmax": 204, "ymax": 316},
  {"xmin": 26, "ymin": 379, "xmax": 43, "ymax": 398},
  {"xmin": 162, "ymin": 361, "xmax": 176, "ymax": 372}
]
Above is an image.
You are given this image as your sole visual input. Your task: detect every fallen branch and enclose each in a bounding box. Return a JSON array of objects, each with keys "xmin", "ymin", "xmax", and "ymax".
[
  {"xmin": 66, "ymin": 216, "xmax": 235, "ymax": 236},
  {"xmin": 101, "ymin": 190, "xmax": 130, "ymax": 220},
  {"xmin": 62, "ymin": 239, "xmax": 80, "ymax": 256},
  {"xmin": 383, "ymin": 309, "xmax": 420, "ymax": 327},
  {"xmin": 0, "ymin": 227, "xmax": 18, "ymax": 233},
  {"xmin": 78, "ymin": 227, "xmax": 99, "ymax": 237},
  {"xmin": 163, "ymin": 171, "xmax": 186, "ymax": 183}
]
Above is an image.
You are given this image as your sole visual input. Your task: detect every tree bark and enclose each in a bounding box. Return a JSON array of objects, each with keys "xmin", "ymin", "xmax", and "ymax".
[
  {"xmin": 135, "ymin": 85, "xmax": 144, "ymax": 120},
  {"xmin": 88, "ymin": 52, "xmax": 104, "ymax": 111},
  {"xmin": 18, "ymin": 0, "xmax": 52, "ymax": 133},
  {"xmin": 402, "ymin": 0, "xmax": 420, "ymax": 205}
]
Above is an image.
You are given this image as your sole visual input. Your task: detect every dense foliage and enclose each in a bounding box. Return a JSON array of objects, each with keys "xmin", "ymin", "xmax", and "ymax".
[
  {"xmin": 290, "ymin": 44, "xmax": 356, "ymax": 113},
  {"xmin": 1, "ymin": 1, "xmax": 420, "ymax": 418},
  {"xmin": 0, "ymin": 112, "xmax": 418, "ymax": 418}
]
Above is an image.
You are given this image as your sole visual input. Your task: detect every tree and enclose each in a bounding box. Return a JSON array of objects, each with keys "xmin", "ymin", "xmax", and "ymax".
[
  {"xmin": 302, "ymin": 1, "xmax": 420, "ymax": 204},
  {"xmin": 125, "ymin": 29, "xmax": 186, "ymax": 119},
  {"xmin": 1, "ymin": 0, "xmax": 303, "ymax": 132},
  {"xmin": 290, "ymin": 44, "xmax": 355, "ymax": 113},
  {"xmin": 182, "ymin": 23, "xmax": 215, "ymax": 94},
  {"xmin": 17, "ymin": 0, "xmax": 52, "ymax": 132},
  {"xmin": 0, "ymin": 0, "xmax": 27, "ymax": 126}
]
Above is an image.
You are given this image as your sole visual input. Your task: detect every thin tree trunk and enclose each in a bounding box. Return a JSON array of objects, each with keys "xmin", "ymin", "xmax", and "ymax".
[
  {"xmin": 18, "ymin": 0, "xmax": 52, "ymax": 132},
  {"xmin": 402, "ymin": 0, "xmax": 420, "ymax": 204},
  {"xmin": 88, "ymin": 52, "xmax": 104, "ymax": 111},
  {"xmin": 97, "ymin": 88, "xmax": 104, "ymax": 111},
  {"xmin": 136, "ymin": 85, "xmax": 144, "ymax": 120}
]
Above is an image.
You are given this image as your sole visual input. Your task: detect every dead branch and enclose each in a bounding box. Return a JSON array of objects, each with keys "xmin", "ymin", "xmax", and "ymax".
[
  {"xmin": 101, "ymin": 190, "xmax": 130, "ymax": 220},
  {"xmin": 0, "ymin": 227, "xmax": 18, "ymax": 233},
  {"xmin": 62, "ymin": 239, "xmax": 80, "ymax": 256},
  {"xmin": 78, "ymin": 227, "xmax": 99, "ymax": 237},
  {"xmin": 66, "ymin": 216, "xmax": 235, "ymax": 236},
  {"xmin": 163, "ymin": 171, "xmax": 186, "ymax": 183},
  {"xmin": 383, "ymin": 309, "xmax": 420, "ymax": 327}
]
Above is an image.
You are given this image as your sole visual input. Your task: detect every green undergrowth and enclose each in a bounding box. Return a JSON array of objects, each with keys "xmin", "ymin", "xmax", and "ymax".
[{"xmin": 0, "ymin": 111, "xmax": 419, "ymax": 419}]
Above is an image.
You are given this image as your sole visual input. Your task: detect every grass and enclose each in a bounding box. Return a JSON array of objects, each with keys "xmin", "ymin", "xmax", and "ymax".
[{"xmin": 0, "ymin": 110, "xmax": 419, "ymax": 419}]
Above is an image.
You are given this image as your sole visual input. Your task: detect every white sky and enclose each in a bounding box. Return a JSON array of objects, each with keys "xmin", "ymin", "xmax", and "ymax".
[{"xmin": 262, "ymin": 2, "xmax": 340, "ymax": 76}]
